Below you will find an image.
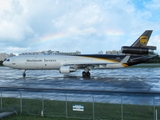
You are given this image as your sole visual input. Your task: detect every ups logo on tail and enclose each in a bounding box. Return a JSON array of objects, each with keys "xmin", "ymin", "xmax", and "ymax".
[{"xmin": 140, "ymin": 36, "xmax": 148, "ymax": 46}]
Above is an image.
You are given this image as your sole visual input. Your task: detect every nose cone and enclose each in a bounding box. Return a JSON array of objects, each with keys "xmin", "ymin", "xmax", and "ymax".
[
  {"xmin": 3, "ymin": 61, "xmax": 6, "ymax": 66},
  {"xmin": 3, "ymin": 61, "xmax": 8, "ymax": 66}
]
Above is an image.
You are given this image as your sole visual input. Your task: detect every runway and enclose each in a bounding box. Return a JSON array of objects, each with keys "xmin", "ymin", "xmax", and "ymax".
[{"xmin": 0, "ymin": 66, "xmax": 160, "ymax": 105}]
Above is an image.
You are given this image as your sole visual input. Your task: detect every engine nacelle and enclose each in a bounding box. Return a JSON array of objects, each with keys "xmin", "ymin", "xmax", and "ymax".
[
  {"xmin": 59, "ymin": 66, "xmax": 76, "ymax": 74},
  {"xmin": 121, "ymin": 46, "xmax": 151, "ymax": 54}
]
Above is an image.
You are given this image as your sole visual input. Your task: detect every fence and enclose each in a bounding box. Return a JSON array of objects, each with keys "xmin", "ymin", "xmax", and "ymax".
[{"xmin": 0, "ymin": 91, "xmax": 160, "ymax": 120}]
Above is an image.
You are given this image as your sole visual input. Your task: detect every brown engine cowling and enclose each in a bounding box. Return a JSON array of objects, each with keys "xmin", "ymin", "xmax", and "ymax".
[{"xmin": 121, "ymin": 46, "xmax": 156, "ymax": 54}]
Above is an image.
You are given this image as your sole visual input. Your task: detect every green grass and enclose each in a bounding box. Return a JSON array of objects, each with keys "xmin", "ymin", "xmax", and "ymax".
[
  {"xmin": 1, "ymin": 97, "xmax": 159, "ymax": 120},
  {"xmin": 4, "ymin": 114, "xmax": 83, "ymax": 120},
  {"xmin": 128, "ymin": 63, "xmax": 160, "ymax": 68}
]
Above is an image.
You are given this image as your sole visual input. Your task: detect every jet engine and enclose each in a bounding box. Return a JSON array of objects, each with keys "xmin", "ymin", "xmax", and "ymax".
[
  {"xmin": 59, "ymin": 66, "xmax": 76, "ymax": 74},
  {"xmin": 121, "ymin": 46, "xmax": 156, "ymax": 55}
]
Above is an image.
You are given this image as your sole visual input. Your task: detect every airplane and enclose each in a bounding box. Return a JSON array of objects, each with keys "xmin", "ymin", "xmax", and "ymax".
[{"xmin": 3, "ymin": 30, "xmax": 156, "ymax": 78}]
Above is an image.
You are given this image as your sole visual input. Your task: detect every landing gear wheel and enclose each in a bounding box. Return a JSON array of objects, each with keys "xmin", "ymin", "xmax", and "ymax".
[
  {"xmin": 23, "ymin": 73, "xmax": 26, "ymax": 77},
  {"xmin": 23, "ymin": 70, "xmax": 26, "ymax": 77},
  {"xmin": 86, "ymin": 72, "xmax": 90, "ymax": 76},
  {"xmin": 82, "ymin": 71, "xmax": 90, "ymax": 78},
  {"xmin": 82, "ymin": 71, "xmax": 86, "ymax": 76}
]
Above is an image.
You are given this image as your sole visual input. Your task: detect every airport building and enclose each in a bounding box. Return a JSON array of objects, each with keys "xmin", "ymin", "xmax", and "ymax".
[
  {"xmin": 106, "ymin": 50, "xmax": 123, "ymax": 55},
  {"xmin": 20, "ymin": 50, "xmax": 124, "ymax": 55},
  {"xmin": 20, "ymin": 50, "xmax": 81, "ymax": 55},
  {"xmin": 0, "ymin": 53, "xmax": 15, "ymax": 61}
]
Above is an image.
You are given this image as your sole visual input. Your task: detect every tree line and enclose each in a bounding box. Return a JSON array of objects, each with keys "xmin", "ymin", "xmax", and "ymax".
[
  {"xmin": 0, "ymin": 61, "xmax": 3, "ymax": 66},
  {"xmin": 147, "ymin": 54, "xmax": 160, "ymax": 63}
]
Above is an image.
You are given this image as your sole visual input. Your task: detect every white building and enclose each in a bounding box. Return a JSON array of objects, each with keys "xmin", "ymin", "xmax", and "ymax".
[
  {"xmin": 20, "ymin": 50, "xmax": 81, "ymax": 55},
  {"xmin": 0, "ymin": 53, "xmax": 15, "ymax": 61},
  {"xmin": 106, "ymin": 50, "xmax": 123, "ymax": 55}
]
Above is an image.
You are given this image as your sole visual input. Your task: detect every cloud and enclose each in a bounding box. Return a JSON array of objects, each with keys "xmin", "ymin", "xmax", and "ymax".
[
  {"xmin": 0, "ymin": 0, "xmax": 159, "ymax": 54},
  {"xmin": 146, "ymin": 0, "xmax": 160, "ymax": 10},
  {"xmin": 6, "ymin": 46, "xmax": 31, "ymax": 52},
  {"xmin": 149, "ymin": 35, "xmax": 160, "ymax": 53},
  {"xmin": 0, "ymin": 0, "xmax": 35, "ymax": 42}
]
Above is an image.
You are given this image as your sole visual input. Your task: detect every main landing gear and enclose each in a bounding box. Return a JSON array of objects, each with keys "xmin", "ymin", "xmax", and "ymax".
[
  {"xmin": 23, "ymin": 70, "xmax": 26, "ymax": 77},
  {"xmin": 82, "ymin": 71, "xmax": 90, "ymax": 77},
  {"xmin": 82, "ymin": 67, "xmax": 91, "ymax": 78}
]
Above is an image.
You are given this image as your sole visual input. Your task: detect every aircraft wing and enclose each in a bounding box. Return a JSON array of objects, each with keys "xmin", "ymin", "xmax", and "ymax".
[
  {"xmin": 63, "ymin": 62, "xmax": 117, "ymax": 69},
  {"xmin": 62, "ymin": 55, "xmax": 130, "ymax": 69}
]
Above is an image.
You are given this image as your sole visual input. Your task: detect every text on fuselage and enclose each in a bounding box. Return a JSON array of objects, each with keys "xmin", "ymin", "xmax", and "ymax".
[{"xmin": 26, "ymin": 59, "xmax": 56, "ymax": 62}]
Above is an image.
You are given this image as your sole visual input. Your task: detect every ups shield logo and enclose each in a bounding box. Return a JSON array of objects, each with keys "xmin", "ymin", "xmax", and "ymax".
[{"xmin": 140, "ymin": 36, "xmax": 148, "ymax": 46}]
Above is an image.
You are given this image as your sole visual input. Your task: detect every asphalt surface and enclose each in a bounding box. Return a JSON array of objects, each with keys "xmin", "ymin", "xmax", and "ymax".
[{"xmin": 0, "ymin": 66, "xmax": 160, "ymax": 105}]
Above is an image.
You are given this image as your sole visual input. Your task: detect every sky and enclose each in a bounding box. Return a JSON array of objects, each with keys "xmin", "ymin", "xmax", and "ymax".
[{"xmin": 0, "ymin": 0, "xmax": 160, "ymax": 54}]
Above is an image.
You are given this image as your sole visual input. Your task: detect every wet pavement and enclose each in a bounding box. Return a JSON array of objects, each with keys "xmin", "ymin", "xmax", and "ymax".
[{"xmin": 0, "ymin": 66, "xmax": 160, "ymax": 105}]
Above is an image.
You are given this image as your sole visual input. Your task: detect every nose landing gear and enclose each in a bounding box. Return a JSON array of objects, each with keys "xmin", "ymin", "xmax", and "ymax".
[{"xmin": 23, "ymin": 70, "xmax": 26, "ymax": 77}]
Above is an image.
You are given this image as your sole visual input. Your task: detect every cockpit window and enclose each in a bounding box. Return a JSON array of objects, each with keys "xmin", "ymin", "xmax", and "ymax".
[{"xmin": 6, "ymin": 59, "xmax": 10, "ymax": 61}]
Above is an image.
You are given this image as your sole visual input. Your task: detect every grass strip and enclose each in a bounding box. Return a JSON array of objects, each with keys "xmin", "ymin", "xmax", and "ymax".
[{"xmin": 1, "ymin": 97, "xmax": 159, "ymax": 120}]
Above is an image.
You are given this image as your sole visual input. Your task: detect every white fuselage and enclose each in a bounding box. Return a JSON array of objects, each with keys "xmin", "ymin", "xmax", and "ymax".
[{"xmin": 3, "ymin": 55, "xmax": 124, "ymax": 71}]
